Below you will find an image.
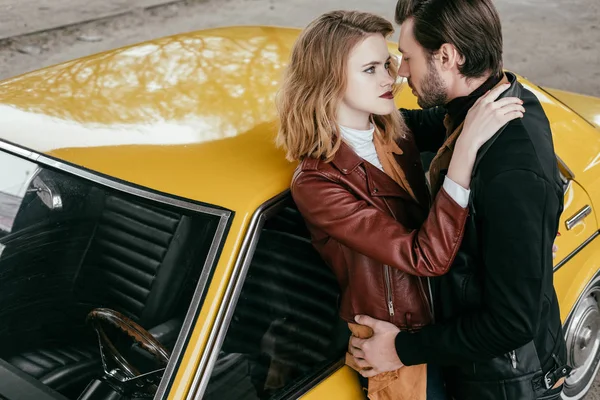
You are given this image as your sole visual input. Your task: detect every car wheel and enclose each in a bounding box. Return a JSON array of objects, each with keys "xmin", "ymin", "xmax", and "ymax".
[{"xmin": 562, "ymin": 275, "xmax": 600, "ymax": 400}]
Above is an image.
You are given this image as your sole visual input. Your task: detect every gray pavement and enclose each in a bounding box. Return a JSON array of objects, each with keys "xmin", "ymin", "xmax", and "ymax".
[{"xmin": 0, "ymin": 0, "xmax": 181, "ymax": 39}]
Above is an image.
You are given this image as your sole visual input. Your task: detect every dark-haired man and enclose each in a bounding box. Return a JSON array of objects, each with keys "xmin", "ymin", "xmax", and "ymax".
[{"xmin": 349, "ymin": 0, "xmax": 570, "ymax": 398}]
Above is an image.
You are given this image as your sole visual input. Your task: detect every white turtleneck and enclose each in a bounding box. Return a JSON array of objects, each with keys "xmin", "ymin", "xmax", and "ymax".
[
  {"xmin": 339, "ymin": 124, "xmax": 384, "ymax": 171},
  {"xmin": 339, "ymin": 124, "xmax": 470, "ymax": 208}
]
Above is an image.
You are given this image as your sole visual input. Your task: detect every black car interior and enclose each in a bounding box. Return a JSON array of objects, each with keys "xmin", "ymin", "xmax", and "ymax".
[
  {"xmin": 203, "ymin": 204, "xmax": 348, "ymax": 400},
  {"xmin": 0, "ymin": 167, "xmax": 220, "ymax": 399},
  {"xmin": 0, "ymin": 162, "xmax": 346, "ymax": 400}
]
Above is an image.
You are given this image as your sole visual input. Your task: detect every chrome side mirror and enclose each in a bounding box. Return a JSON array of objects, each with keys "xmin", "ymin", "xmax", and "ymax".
[{"xmin": 30, "ymin": 174, "xmax": 63, "ymax": 210}]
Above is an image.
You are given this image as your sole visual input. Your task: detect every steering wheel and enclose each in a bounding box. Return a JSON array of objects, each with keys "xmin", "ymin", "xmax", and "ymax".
[{"xmin": 86, "ymin": 308, "xmax": 170, "ymax": 380}]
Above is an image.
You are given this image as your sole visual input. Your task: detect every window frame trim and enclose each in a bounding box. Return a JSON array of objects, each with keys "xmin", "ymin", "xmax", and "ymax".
[
  {"xmin": 188, "ymin": 191, "xmax": 346, "ymax": 400},
  {"xmin": 0, "ymin": 139, "xmax": 232, "ymax": 400}
]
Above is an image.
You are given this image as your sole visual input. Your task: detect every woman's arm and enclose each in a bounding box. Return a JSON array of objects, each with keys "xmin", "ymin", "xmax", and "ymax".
[
  {"xmin": 291, "ymin": 86, "xmax": 524, "ymax": 278},
  {"xmin": 291, "ymin": 170, "xmax": 468, "ymax": 277}
]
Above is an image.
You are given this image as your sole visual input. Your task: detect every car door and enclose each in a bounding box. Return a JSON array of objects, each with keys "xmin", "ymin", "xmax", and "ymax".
[
  {"xmin": 553, "ymin": 159, "xmax": 598, "ymax": 266},
  {"xmin": 550, "ymin": 156, "xmax": 600, "ymax": 399},
  {"xmin": 197, "ymin": 194, "xmax": 365, "ymax": 400},
  {"xmin": 552, "ymin": 157, "xmax": 599, "ymax": 318}
]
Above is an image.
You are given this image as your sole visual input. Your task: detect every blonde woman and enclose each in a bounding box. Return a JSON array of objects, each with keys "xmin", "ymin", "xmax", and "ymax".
[{"xmin": 276, "ymin": 10, "xmax": 524, "ymax": 400}]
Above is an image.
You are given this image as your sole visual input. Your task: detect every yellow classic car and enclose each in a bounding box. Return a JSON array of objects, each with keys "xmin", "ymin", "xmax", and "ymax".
[{"xmin": 0, "ymin": 26, "xmax": 598, "ymax": 400}]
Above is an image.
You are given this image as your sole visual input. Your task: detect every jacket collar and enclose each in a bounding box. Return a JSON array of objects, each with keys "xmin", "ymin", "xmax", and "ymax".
[
  {"xmin": 331, "ymin": 139, "xmax": 417, "ymax": 202},
  {"xmin": 445, "ymin": 73, "xmax": 503, "ymax": 132},
  {"xmin": 472, "ymin": 72, "xmax": 521, "ymax": 175},
  {"xmin": 330, "ymin": 137, "xmax": 363, "ymax": 175},
  {"xmin": 330, "ymin": 135, "xmax": 403, "ymax": 173}
]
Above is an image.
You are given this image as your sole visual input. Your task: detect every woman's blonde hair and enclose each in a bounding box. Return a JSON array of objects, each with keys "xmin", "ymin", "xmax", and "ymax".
[{"xmin": 276, "ymin": 10, "xmax": 407, "ymax": 162}]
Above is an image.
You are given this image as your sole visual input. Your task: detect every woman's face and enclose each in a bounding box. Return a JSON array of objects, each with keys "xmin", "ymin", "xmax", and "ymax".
[{"xmin": 341, "ymin": 33, "xmax": 397, "ymax": 120}]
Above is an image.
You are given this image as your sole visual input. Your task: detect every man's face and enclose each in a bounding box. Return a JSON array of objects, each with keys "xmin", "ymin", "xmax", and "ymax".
[{"xmin": 397, "ymin": 18, "xmax": 448, "ymax": 108}]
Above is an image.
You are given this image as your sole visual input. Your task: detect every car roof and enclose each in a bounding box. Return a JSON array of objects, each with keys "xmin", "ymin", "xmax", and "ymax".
[{"xmin": 0, "ymin": 26, "xmax": 302, "ymax": 212}]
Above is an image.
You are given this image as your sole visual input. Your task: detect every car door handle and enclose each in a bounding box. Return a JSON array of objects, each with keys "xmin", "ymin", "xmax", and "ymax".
[{"xmin": 566, "ymin": 205, "xmax": 592, "ymax": 230}]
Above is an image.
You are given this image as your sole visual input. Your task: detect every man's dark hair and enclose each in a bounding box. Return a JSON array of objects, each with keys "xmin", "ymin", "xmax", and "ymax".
[{"xmin": 395, "ymin": 0, "xmax": 503, "ymax": 78}]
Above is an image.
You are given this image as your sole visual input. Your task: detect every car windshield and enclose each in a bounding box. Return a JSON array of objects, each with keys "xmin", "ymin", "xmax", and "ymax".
[{"xmin": 0, "ymin": 149, "xmax": 224, "ymax": 399}]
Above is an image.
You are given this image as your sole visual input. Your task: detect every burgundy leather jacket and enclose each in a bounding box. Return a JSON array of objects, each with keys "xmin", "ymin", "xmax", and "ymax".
[{"xmin": 291, "ymin": 134, "xmax": 468, "ymax": 329}]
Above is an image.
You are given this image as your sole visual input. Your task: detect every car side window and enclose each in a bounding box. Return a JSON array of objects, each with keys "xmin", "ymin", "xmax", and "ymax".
[{"xmin": 203, "ymin": 200, "xmax": 349, "ymax": 400}]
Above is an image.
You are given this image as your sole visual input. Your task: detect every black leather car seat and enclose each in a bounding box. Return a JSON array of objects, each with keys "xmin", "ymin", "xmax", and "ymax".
[{"xmin": 5, "ymin": 191, "xmax": 213, "ymax": 397}]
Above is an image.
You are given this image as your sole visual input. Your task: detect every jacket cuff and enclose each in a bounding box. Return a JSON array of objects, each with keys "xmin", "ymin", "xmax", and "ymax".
[{"xmin": 395, "ymin": 330, "xmax": 428, "ymax": 366}]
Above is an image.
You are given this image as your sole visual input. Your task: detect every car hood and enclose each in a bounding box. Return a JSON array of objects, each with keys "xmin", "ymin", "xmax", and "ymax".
[
  {"xmin": 542, "ymin": 88, "xmax": 600, "ymax": 131},
  {"xmin": 0, "ymin": 26, "xmax": 303, "ymax": 212}
]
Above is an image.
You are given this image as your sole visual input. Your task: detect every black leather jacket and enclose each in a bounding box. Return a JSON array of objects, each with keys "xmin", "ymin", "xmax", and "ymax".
[{"xmin": 395, "ymin": 73, "xmax": 569, "ymax": 399}]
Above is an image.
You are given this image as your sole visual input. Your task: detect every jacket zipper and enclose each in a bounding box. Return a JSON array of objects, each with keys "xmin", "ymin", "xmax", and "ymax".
[
  {"xmin": 383, "ymin": 265, "xmax": 395, "ymax": 317},
  {"xmin": 509, "ymin": 350, "xmax": 518, "ymax": 369},
  {"xmin": 381, "ymin": 197, "xmax": 397, "ymax": 319},
  {"xmin": 381, "ymin": 197, "xmax": 433, "ymax": 322}
]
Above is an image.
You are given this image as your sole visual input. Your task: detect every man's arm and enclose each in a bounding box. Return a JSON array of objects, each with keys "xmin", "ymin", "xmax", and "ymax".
[
  {"xmin": 400, "ymin": 107, "xmax": 447, "ymax": 153},
  {"xmin": 394, "ymin": 169, "xmax": 553, "ymax": 365}
]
